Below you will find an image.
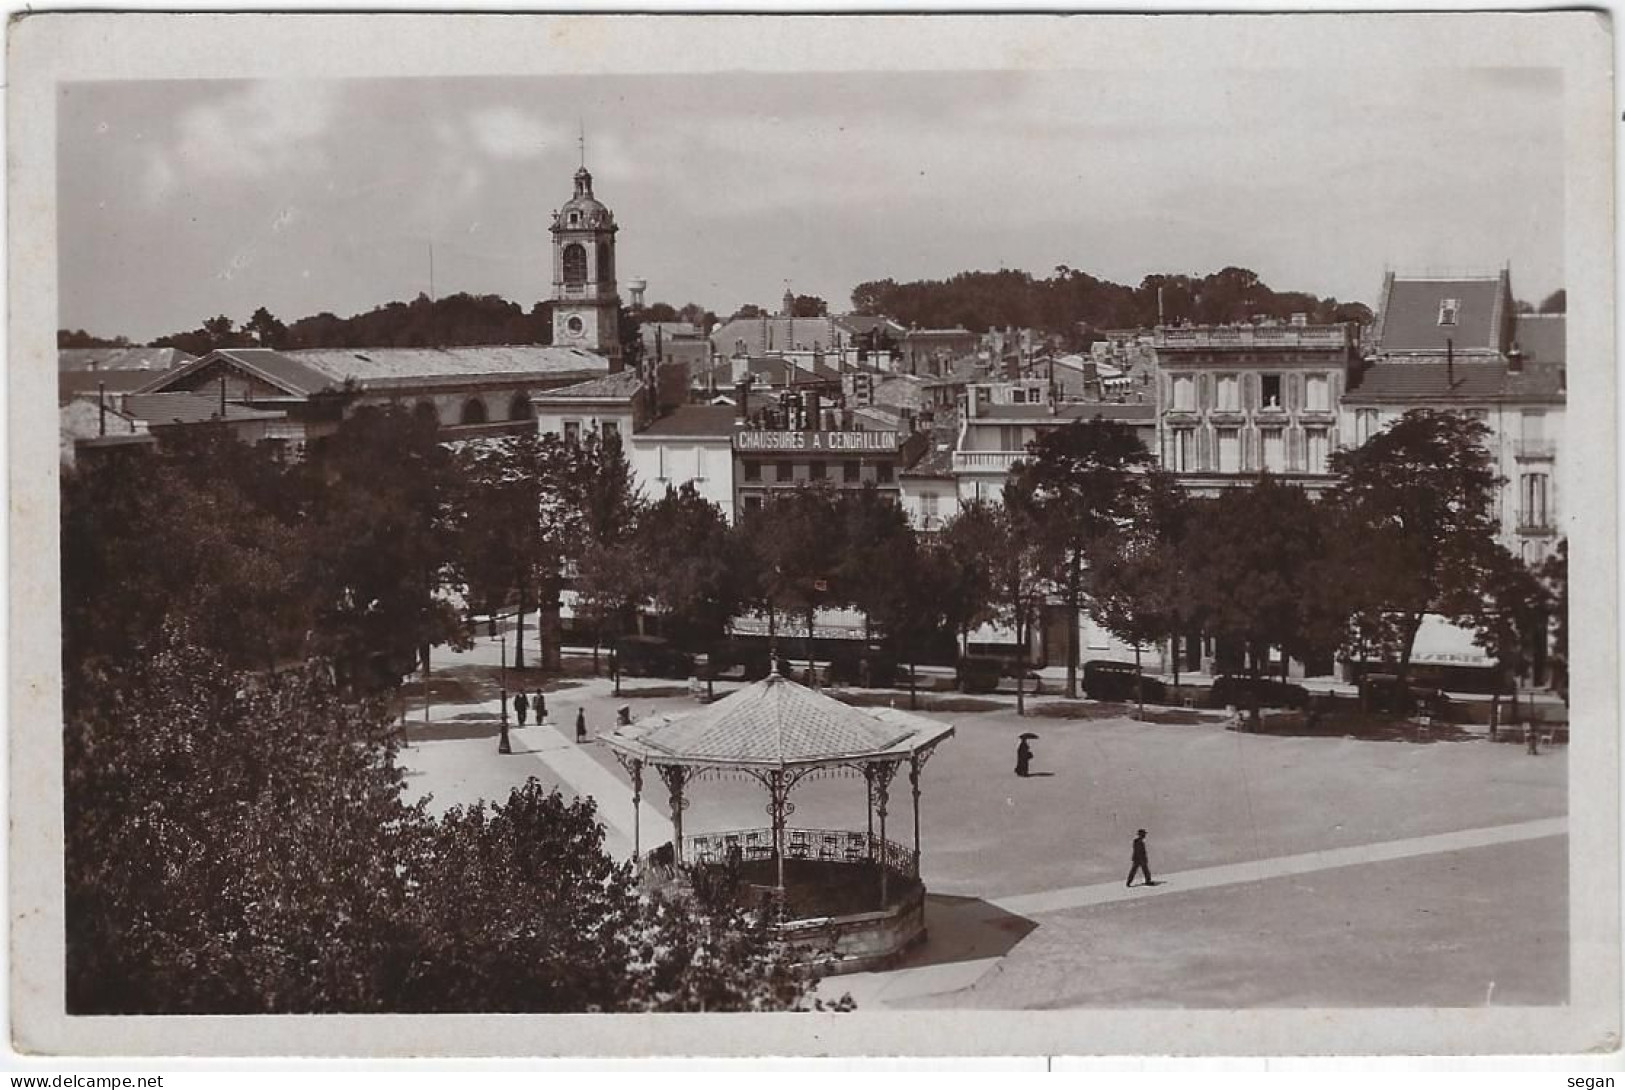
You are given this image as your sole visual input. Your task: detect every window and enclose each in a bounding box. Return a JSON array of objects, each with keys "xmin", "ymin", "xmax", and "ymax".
[
  {"xmin": 694, "ymin": 447, "xmax": 706, "ymax": 481},
  {"xmin": 1305, "ymin": 374, "xmax": 1330, "ymax": 412},
  {"xmin": 562, "ymin": 243, "xmax": 587, "ymax": 285},
  {"xmin": 999, "ymin": 425, "xmax": 1024, "ymax": 451},
  {"xmin": 1172, "ymin": 375, "xmax": 1196, "ymax": 412},
  {"xmin": 656, "ymin": 445, "xmax": 667, "ymax": 480},
  {"xmin": 1438, "ymin": 298, "xmax": 1460, "ymax": 326},
  {"xmin": 563, "ymin": 420, "xmax": 580, "ymax": 445},
  {"xmin": 600, "ymin": 420, "xmax": 619, "ymax": 444},
  {"xmin": 1261, "ymin": 427, "xmax": 1284, "ymax": 473},
  {"xmin": 844, "ymin": 461, "xmax": 860, "ymax": 483},
  {"xmin": 1261, "ymin": 374, "xmax": 1283, "ymax": 411},
  {"xmin": 766, "ymin": 462, "xmax": 782, "ymax": 484},
  {"xmin": 744, "ymin": 459, "xmax": 761, "ymax": 482},
  {"xmin": 1215, "ymin": 375, "xmax": 1240, "ymax": 412},
  {"xmin": 1306, "ymin": 428, "xmax": 1330, "ymax": 475},
  {"xmin": 744, "ymin": 495, "xmax": 763, "ymax": 512},
  {"xmin": 1170, "ymin": 428, "xmax": 1194, "ymax": 472},
  {"xmin": 1521, "ymin": 473, "xmax": 1550, "ymax": 529},
  {"xmin": 509, "ymin": 393, "xmax": 534, "ymax": 421},
  {"xmin": 877, "ymin": 463, "xmax": 894, "ymax": 484},
  {"xmin": 460, "ymin": 398, "xmax": 488, "ymax": 426},
  {"xmin": 808, "ymin": 460, "xmax": 826, "ymax": 480},
  {"xmin": 1355, "ymin": 409, "xmax": 1380, "ymax": 445},
  {"xmin": 1216, "ymin": 428, "xmax": 1241, "ymax": 473},
  {"xmin": 566, "ymin": 315, "xmax": 584, "ymax": 335},
  {"xmin": 921, "ymin": 492, "xmax": 940, "ymax": 525}
]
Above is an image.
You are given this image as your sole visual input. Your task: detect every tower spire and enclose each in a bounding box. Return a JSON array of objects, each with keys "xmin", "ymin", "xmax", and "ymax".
[{"xmin": 578, "ymin": 119, "xmax": 586, "ymax": 169}]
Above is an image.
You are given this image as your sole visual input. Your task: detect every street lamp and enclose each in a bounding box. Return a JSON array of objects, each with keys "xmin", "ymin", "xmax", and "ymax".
[{"xmin": 498, "ymin": 630, "xmax": 513, "ymax": 755}]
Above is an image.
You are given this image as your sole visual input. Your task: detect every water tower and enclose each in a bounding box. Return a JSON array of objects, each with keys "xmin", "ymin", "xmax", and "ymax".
[{"xmin": 627, "ymin": 277, "xmax": 648, "ymax": 309}]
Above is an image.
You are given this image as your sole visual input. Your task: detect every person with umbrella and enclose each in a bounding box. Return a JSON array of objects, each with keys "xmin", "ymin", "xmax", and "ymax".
[{"xmin": 1015, "ymin": 732, "xmax": 1038, "ymax": 777}]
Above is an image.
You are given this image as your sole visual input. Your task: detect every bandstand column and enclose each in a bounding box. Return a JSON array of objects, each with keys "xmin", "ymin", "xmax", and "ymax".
[
  {"xmin": 909, "ymin": 754, "xmax": 922, "ymax": 861},
  {"xmin": 630, "ymin": 759, "xmax": 644, "ymax": 860},
  {"xmin": 767, "ymin": 769, "xmax": 789, "ymax": 897},
  {"xmin": 869, "ymin": 760, "xmax": 899, "ymax": 910},
  {"xmin": 658, "ymin": 765, "xmax": 690, "ymax": 864}
]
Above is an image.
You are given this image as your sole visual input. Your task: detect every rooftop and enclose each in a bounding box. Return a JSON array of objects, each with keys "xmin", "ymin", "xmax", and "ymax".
[
  {"xmin": 59, "ymin": 347, "xmax": 195, "ymax": 373},
  {"xmin": 59, "ymin": 370, "xmax": 154, "ymax": 406},
  {"xmin": 636, "ymin": 404, "xmax": 739, "ymax": 438},
  {"xmin": 1372, "ymin": 272, "xmax": 1510, "ymax": 355},
  {"xmin": 600, "ymin": 672, "xmax": 953, "ymax": 770},
  {"xmin": 536, "ymin": 368, "xmax": 645, "ymax": 402},
  {"xmin": 1512, "ymin": 313, "xmax": 1565, "ymax": 364},
  {"xmin": 975, "ymin": 401, "xmax": 1156, "ymax": 422},
  {"xmin": 120, "ymin": 392, "xmax": 287, "ymax": 426},
  {"xmin": 1344, "ymin": 359, "xmax": 1565, "ymax": 403}
]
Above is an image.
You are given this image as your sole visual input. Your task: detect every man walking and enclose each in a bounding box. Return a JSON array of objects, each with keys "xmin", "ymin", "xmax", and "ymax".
[
  {"xmin": 1126, "ymin": 829, "xmax": 1156, "ymax": 888},
  {"xmin": 514, "ymin": 691, "xmax": 529, "ymax": 726},
  {"xmin": 575, "ymin": 706, "xmax": 588, "ymax": 744}
]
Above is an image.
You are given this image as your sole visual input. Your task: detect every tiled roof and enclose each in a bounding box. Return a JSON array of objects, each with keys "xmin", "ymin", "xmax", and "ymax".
[
  {"xmin": 285, "ymin": 345, "xmax": 608, "ymax": 388},
  {"xmin": 58, "ymin": 370, "xmax": 154, "ymax": 405},
  {"xmin": 1373, "ymin": 273, "xmax": 1508, "ymax": 354},
  {"xmin": 59, "ymin": 347, "xmax": 195, "ymax": 373},
  {"xmin": 142, "ymin": 348, "xmax": 336, "ymax": 397},
  {"xmin": 536, "ymin": 369, "xmax": 644, "ymax": 401},
  {"xmin": 1344, "ymin": 359, "xmax": 1564, "ymax": 403},
  {"xmin": 60, "ymin": 398, "xmax": 149, "ymax": 442},
  {"xmin": 636, "ymin": 405, "xmax": 738, "ymax": 438},
  {"xmin": 1512, "ymin": 313, "xmax": 1565, "ymax": 364},
  {"xmin": 602, "ymin": 672, "xmax": 951, "ymax": 768},
  {"xmin": 834, "ymin": 315, "xmax": 908, "ymax": 339},
  {"xmin": 711, "ymin": 316, "xmax": 850, "ymax": 356},
  {"xmin": 121, "ymin": 392, "xmax": 286, "ymax": 426},
  {"xmin": 920, "ymin": 355, "xmax": 988, "ymax": 388},
  {"xmin": 900, "ymin": 409, "xmax": 961, "ymax": 478}
]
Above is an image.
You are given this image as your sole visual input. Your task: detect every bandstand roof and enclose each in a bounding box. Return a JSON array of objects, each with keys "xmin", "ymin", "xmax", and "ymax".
[{"xmin": 600, "ymin": 672, "xmax": 954, "ymax": 771}]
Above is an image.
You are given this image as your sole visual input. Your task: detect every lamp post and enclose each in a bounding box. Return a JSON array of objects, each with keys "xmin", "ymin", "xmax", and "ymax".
[{"xmin": 498, "ymin": 630, "xmax": 513, "ymax": 755}]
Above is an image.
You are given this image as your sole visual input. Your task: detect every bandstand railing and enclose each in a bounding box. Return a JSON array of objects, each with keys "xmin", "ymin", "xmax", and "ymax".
[{"xmin": 682, "ymin": 827, "xmax": 920, "ymax": 880}]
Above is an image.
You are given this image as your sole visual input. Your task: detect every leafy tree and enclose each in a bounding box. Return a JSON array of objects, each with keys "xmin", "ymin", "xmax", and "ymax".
[
  {"xmin": 790, "ymin": 294, "xmax": 828, "ymax": 318},
  {"xmin": 1454, "ymin": 544, "xmax": 1546, "ymax": 729},
  {"xmin": 302, "ymin": 406, "xmax": 467, "ymax": 694},
  {"xmin": 867, "ymin": 533, "xmax": 955, "ymax": 709},
  {"xmin": 1007, "ymin": 419, "xmax": 1153, "ymax": 698},
  {"xmin": 65, "ymin": 637, "xmax": 811, "ymax": 1013},
  {"xmin": 243, "ymin": 306, "xmax": 289, "ymax": 348},
  {"xmin": 736, "ymin": 484, "xmax": 842, "ymax": 677},
  {"xmin": 731, "ymin": 303, "xmax": 767, "ymax": 320},
  {"xmin": 943, "ymin": 496, "xmax": 1049, "ymax": 715},
  {"xmin": 835, "ymin": 486, "xmax": 914, "ymax": 640},
  {"xmin": 1328, "ymin": 409, "xmax": 1503, "ymax": 692},
  {"xmin": 1181, "ymin": 477, "xmax": 1341, "ymax": 728},
  {"xmin": 574, "ymin": 539, "xmax": 651, "ymax": 685},
  {"xmin": 1087, "ymin": 470, "xmax": 1195, "ymax": 714},
  {"xmin": 57, "ymin": 329, "xmax": 131, "ymax": 349},
  {"xmin": 1538, "ymin": 289, "xmax": 1566, "ymax": 314},
  {"xmin": 939, "ymin": 500, "xmax": 1001, "ymax": 654},
  {"xmin": 636, "ymin": 485, "xmax": 745, "ymax": 662},
  {"xmin": 1539, "ymin": 539, "xmax": 1568, "ymax": 701}
]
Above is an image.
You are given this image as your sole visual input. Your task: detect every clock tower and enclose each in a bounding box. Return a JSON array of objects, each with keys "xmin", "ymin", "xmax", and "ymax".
[{"xmin": 550, "ymin": 165, "xmax": 622, "ymax": 368}]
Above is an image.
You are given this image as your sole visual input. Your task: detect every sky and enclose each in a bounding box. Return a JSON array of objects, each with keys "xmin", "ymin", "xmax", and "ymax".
[{"xmin": 57, "ymin": 68, "xmax": 1565, "ymax": 343}]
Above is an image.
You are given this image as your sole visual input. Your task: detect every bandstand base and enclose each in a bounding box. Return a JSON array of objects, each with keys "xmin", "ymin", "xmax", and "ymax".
[{"xmin": 774, "ymin": 883, "xmax": 927, "ymax": 976}]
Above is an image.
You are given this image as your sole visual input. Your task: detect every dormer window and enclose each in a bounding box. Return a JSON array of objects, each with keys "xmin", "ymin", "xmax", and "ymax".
[
  {"xmin": 1438, "ymin": 298, "xmax": 1460, "ymax": 327},
  {"xmin": 569, "ymin": 212, "xmax": 581, "ymax": 227}
]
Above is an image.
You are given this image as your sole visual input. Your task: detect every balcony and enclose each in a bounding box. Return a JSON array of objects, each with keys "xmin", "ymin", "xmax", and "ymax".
[
  {"xmin": 952, "ymin": 450, "xmax": 1026, "ymax": 474},
  {"xmin": 1154, "ymin": 325, "xmax": 1350, "ymax": 349},
  {"xmin": 1514, "ymin": 439, "xmax": 1556, "ymax": 461},
  {"xmin": 1517, "ymin": 514, "xmax": 1556, "ymax": 536}
]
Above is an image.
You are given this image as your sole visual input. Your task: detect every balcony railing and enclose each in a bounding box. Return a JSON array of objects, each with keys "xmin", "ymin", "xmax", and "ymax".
[
  {"xmin": 1155, "ymin": 325, "xmax": 1349, "ymax": 349},
  {"xmin": 1514, "ymin": 439, "xmax": 1556, "ymax": 460},
  {"xmin": 682, "ymin": 827, "xmax": 919, "ymax": 879},
  {"xmin": 1517, "ymin": 515, "xmax": 1556, "ymax": 535},
  {"xmin": 952, "ymin": 450, "xmax": 1026, "ymax": 473}
]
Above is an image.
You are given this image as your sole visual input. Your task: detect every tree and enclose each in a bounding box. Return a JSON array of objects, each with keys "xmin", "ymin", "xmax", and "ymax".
[
  {"xmin": 243, "ymin": 306, "xmax": 289, "ymax": 348},
  {"xmin": 1181, "ymin": 477, "xmax": 1341, "ymax": 728},
  {"xmin": 1454, "ymin": 544, "xmax": 1546, "ymax": 731},
  {"xmin": 942, "ymin": 496, "xmax": 1049, "ymax": 715},
  {"xmin": 1539, "ymin": 289, "xmax": 1566, "ymax": 314},
  {"xmin": 65, "ymin": 636, "xmax": 811, "ymax": 1013},
  {"xmin": 574, "ymin": 539, "xmax": 651, "ymax": 686},
  {"xmin": 302, "ymin": 406, "xmax": 467, "ymax": 694},
  {"xmin": 939, "ymin": 500, "xmax": 1001, "ymax": 655},
  {"xmin": 58, "ymin": 329, "xmax": 130, "ymax": 348},
  {"xmin": 867, "ymin": 533, "xmax": 955, "ymax": 709},
  {"xmin": 736, "ymin": 484, "xmax": 842, "ymax": 678},
  {"xmin": 731, "ymin": 303, "xmax": 766, "ymax": 320},
  {"xmin": 835, "ymin": 486, "xmax": 914, "ymax": 641},
  {"xmin": 1007, "ymin": 419, "xmax": 1153, "ymax": 698},
  {"xmin": 790, "ymin": 294, "xmax": 828, "ymax": 318},
  {"xmin": 1328, "ymin": 409, "xmax": 1503, "ymax": 692},
  {"xmin": 636, "ymin": 485, "xmax": 744, "ymax": 664},
  {"xmin": 1539, "ymin": 539, "xmax": 1568, "ymax": 702},
  {"xmin": 1087, "ymin": 470, "xmax": 1195, "ymax": 715}
]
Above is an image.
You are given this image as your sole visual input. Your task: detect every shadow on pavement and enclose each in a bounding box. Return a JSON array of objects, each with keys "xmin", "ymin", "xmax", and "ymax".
[{"xmin": 893, "ymin": 893, "xmax": 1039, "ymax": 970}]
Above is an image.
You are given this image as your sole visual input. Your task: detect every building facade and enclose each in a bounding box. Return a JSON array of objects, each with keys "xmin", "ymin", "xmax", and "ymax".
[
  {"xmin": 1153, "ymin": 321, "xmax": 1358, "ymax": 496},
  {"xmin": 629, "ymin": 405, "xmax": 738, "ymax": 522}
]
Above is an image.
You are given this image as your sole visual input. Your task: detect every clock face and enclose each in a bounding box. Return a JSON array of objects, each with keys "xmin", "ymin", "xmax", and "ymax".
[{"xmin": 566, "ymin": 315, "xmax": 585, "ymax": 335}]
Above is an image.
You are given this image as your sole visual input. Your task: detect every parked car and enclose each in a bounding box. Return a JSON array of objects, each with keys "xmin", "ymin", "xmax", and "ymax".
[
  {"xmin": 955, "ymin": 655, "xmax": 1005, "ymax": 694},
  {"xmin": 1207, "ymin": 674, "xmax": 1310, "ymax": 711},
  {"xmin": 1359, "ymin": 673, "xmax": 1450, "ymax": 717},
  {"xmin": 614, "ymin": 635, "xmax": 696, "ymax": 679},
  {"xmin": 1083, "ymin": 659, "xmax": 1168, "ymax": 703}
]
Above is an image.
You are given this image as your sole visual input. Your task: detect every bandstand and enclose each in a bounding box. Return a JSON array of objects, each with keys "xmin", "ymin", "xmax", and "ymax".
[{"xmin": 600, "ymin": 670, "xmax": 955, "ymax": 974}]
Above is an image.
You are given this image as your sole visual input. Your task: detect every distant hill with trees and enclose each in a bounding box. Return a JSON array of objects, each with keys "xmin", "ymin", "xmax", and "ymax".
[{"xmin": 850, "ymin": 266, "xmax": 1375, "ymax": 345}]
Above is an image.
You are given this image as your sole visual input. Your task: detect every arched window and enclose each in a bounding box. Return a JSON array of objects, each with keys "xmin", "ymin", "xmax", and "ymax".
[
  {"xmin": 562, "ymin": 243, "xmax": 587, "ymax": 285},
  {"xmin": 460, "ymin": 398, "xmax": 488, "ymax": 426},
  {"xmin": 414, "ymin": 400, "xmax": 440, "ymax": 428},
  {"xmin": 509, "ymin": 393, "xmax": 533, "ymax": 421}
]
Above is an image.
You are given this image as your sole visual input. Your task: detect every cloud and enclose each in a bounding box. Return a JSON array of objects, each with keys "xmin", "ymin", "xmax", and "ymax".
[
  {"xmin": 467, "ymin": 106, "xmax": 566, "ymax": 160},
  {"xmin": 173, "ymin": 81, "xmax": 340, "ymax": 180}
]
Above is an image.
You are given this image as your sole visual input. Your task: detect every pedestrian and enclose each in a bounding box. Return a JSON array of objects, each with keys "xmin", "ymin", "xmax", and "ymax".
[
  {"xmin": 576, "ymin": 706, "xmax": 588, "ymax": 743},
  {"xmin": 535, "ymin": 690, "xmax": 548, "ymax": 725},
  {"xmin": 1526, "ymin": 722, "xmax": 1540, "ymax": 756},
  {"xmin": 513, "ymin": 691, "xmax": 529, "ymax": 726},
  {"xmin": 1126, "ymin": 829, "xmax": 1155, "ymax": 888},
  {"xmin": 1014, "ymin": 737, "xmax": 1033, "ymax": 778}
]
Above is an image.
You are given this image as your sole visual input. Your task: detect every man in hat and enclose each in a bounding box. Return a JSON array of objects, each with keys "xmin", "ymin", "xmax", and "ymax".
[
  {"xmin": 513, "ymin": 691, "xmax": 529, "ymax": 726},
  {"xmin": 1126, "ymin": 829, "xmax": 1155, "ymax": 888}
]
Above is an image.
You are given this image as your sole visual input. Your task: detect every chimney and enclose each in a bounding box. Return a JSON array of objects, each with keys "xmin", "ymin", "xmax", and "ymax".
[
  {"xmin": 1508, "ymin": 343, "xmax": 1524, "ymax": 375},
  {"xmin": 806, "ymin": 390, "xmax": 821, "ymax": 432},
  {"xmin": 734, "ymin": 380, "xmax": 750, "ymax": 422}
]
